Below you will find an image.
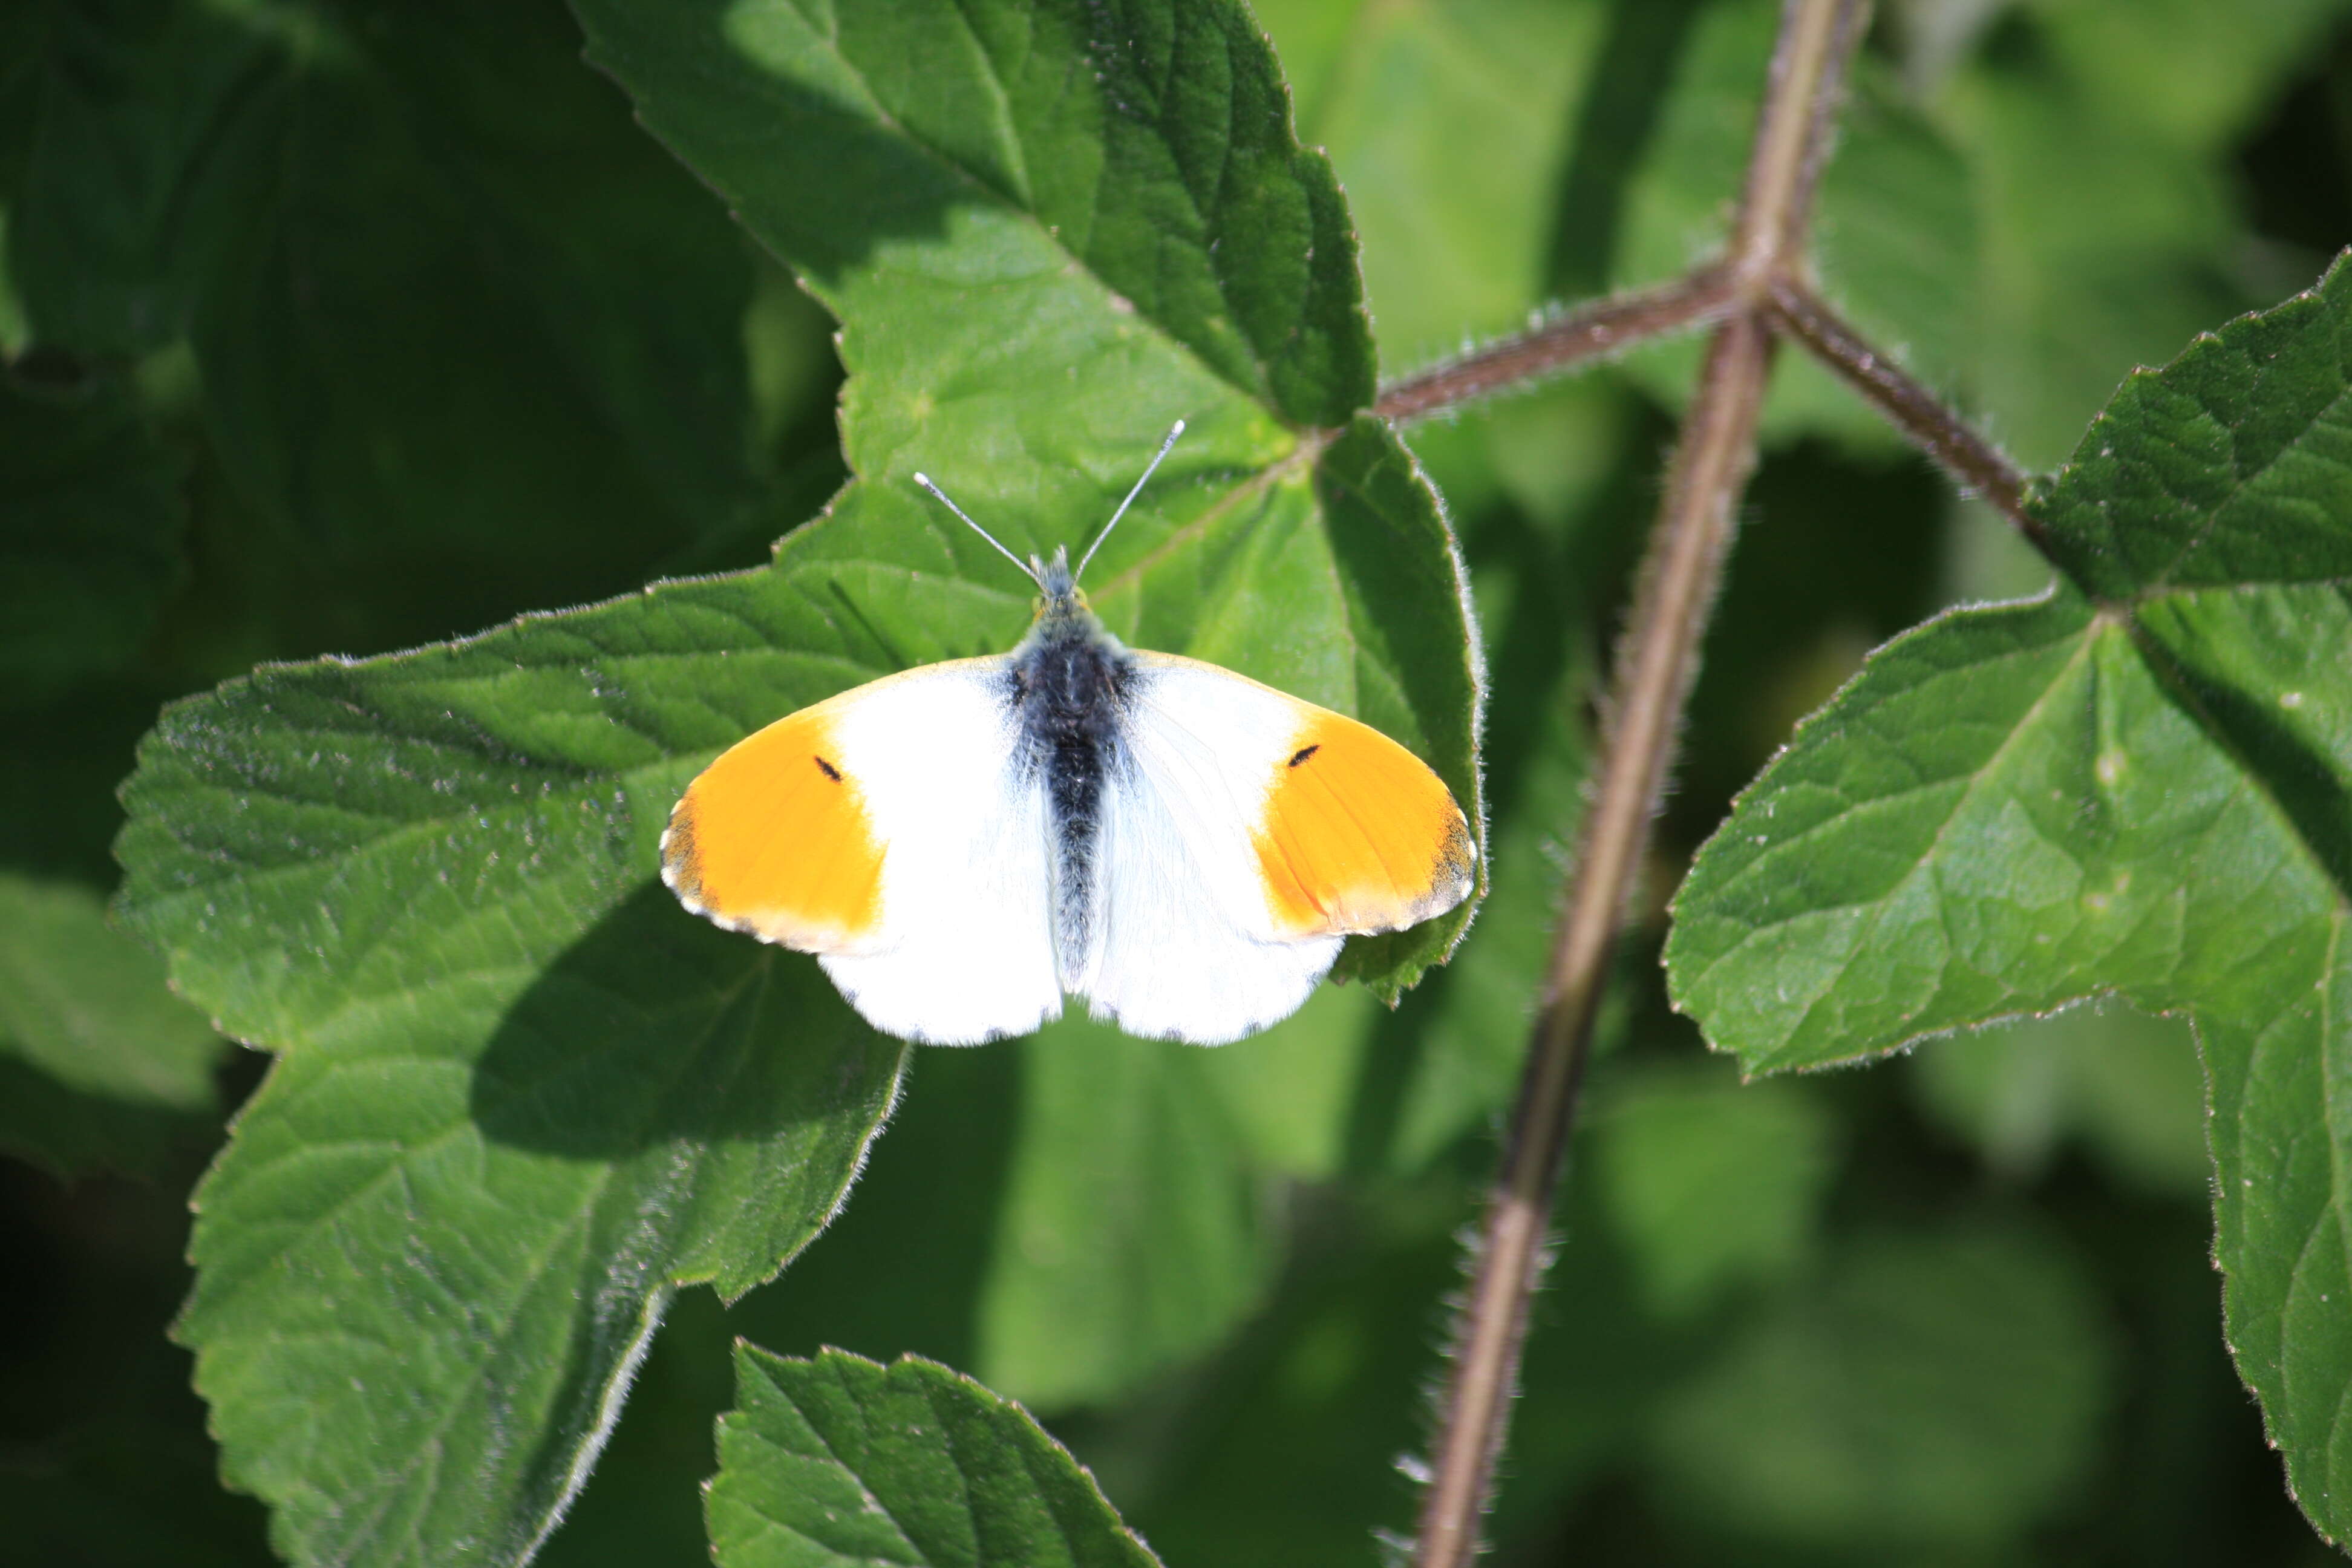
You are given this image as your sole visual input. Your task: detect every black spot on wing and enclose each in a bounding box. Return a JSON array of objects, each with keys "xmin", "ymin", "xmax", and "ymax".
[
  {"xmin": 1289, "ymin": 744, "xmax": 1320, "ymax": 767},
  {"xmin": 814, "ymin": 754, "xmax": 843, "ymax": 782}
]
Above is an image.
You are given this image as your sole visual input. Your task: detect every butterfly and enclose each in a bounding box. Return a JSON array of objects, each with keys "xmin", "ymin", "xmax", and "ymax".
[{"xmin": 660, "ymin": 422, "xmax": 1477, "ymax": 1045}]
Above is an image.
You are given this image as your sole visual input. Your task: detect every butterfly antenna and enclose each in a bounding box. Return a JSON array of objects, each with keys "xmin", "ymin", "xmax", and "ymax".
[
  {"xmin": 913, "ymin": 472, "xmax": 1042, "ymax": 587},
  {"xmin": 1076, "ymin": 418, "xmax": 1186, "ymax": 583}
]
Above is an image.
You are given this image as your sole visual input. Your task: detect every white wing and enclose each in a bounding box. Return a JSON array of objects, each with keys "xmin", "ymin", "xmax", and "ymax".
[
  {"xmin": 820, "ymin": 660, "xmax": 1062, "ymax": 1045},
  {"xmin": 664, "ymin": 658, "xmax": 1061, "ymax": 1046},
  {"xmin": 1072, "ymin": 656, "xmax": 1345, "ymax": 1044}
]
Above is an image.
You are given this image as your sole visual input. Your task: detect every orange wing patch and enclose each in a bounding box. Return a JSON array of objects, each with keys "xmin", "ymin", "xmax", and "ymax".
[
  {"xmin": 661, "ymin": 704, "xmax": 885, "ymax": 952},
  {"xmin": 1253, "ymin": 710, "xmax": 1475, "ymax": 938}
]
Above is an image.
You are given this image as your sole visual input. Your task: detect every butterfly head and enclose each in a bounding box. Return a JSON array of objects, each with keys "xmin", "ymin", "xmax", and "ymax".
[
  {"xmin": 1033, "ymin": 544, "xmax": 1085, "ymax": 610},
  {"xmin": 1015, "ymin": 543, "xmax": 1115, "ymax": 650}
]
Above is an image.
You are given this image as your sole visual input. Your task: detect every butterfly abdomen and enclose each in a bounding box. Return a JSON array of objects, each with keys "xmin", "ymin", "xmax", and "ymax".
[{"xmin": 1011, "ymin": 616, "xmax": 1134, "ymax": 982}]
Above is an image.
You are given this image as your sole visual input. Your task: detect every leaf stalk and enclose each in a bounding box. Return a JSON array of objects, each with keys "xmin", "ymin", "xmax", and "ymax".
[
  {"xmin": 1373, "ymin": 15, "xmax": 2032, "ymax": 548},
  {"xmin": 1763, "ymin": 276, "xmax": 2035, "ymax": 535},
  {"xmin": 1409, "ymin": 4, "xmax": 1871, "ymax": 1564},
  {"xmin": 1371, "ymin": 269, "xmax": 1738, "ymax": 422}
]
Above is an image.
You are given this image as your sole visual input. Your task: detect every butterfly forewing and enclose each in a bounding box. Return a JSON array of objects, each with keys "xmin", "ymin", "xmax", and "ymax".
[
  {"xmin": 1254, "ymin": 704, "xmax": 1477, "ymax": 937},
  {"xmin": 1069, "ymin": 655, "xmax": 1474, "ymax": 1042},
  {"xmin": 661, "ymin": 699, "xmax": 887, "ymax": 952},
  {"xmin": 662, "ymin": 659, "xmax": 1065, "ymax": 1045}
]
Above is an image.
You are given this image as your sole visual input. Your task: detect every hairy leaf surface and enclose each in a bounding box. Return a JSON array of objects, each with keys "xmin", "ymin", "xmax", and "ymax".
[
  {"xmin": 117, "ymin": 1, "xmax": 1483, "ymax": 1562},
  {"xmin": 708, "ymin": 1345, "xmax": 1160, "ymax": 1568},
  {"xmin": 121, "ymin": 602, "xmax": 910, "ymax": 1566},
  {"xmin": 1668, "ymin": 255, "xmax": 2352, "ymax": 1543}
]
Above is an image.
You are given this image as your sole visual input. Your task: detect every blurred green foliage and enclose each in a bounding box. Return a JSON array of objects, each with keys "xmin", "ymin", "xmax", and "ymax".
[
  {"xmin": 0, "ymin": 874, "xmax": 220, "ymax": 1179},
  {"xmin": 8, "ymin": 0, "xmax": 2352, "ymax": 1564}
]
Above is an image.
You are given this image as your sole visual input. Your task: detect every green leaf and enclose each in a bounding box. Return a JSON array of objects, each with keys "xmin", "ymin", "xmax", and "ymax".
[
  {"xmin": 1647, "ymin": 1221, "xmax": 2113, "ymax": 1550},
  {"xmin": 1189, "ymin": 981, "xmax": 1377, "ymax": 1181},
  {"xmin": 1666, "ymin": 255, "xmax": 2352, "ymax": 1543},
  {"xmin": 0, "ymin": 370, "xmax": 186, "ymax": 702},
  {"xmin": 586, "ymin": 0, "xmax": 1371, "ymax": 426},
  {"xmin": 569, "ymin": 0, "xmax": 1485, "ymax": 993},
  {"xmin": 1254, "ymin": 0, "xmax": 1603, "ymax": 365},
  {"xmin": 2022, "ymin": 0, "xmax": 2352, "ymax": 151},
  {"xmin": 737, "ymin": 999, "xmax": 1357, "ymax": 1417},
  {"xmin": 0, "ymin": 873, "xmax": 221, "ymax": 1179},
  {"xmin": 720, "ymin": 993, "xmax": 1367, "ymax": 1421},
  {"xmin": 116, "ymin": 1, "xmax": 1482, "ymax": 1560},
  {"xmin": 5, "ymin": 0, "xmax": 269, "ymax": 354},
  {"xmin": 2034, "ymin": 264, "xmax": 2352, "ymax": 597},
  {"xmin": 116, "ymin": 606, "xmax": 908, "ymax": 1567},
  {"xmin": 18, "ymin": 0, "xmax": 767, "ymax": 655},
  {"xmin": 708, "ymin": 1344, "xmax": 1160, "ymax": 1568},
  {"xmin": 1935, "ymin": 36, "xmax": 2252, "ymax": 471},
  {"xmin": 972, "ymin": 1014, "xmax": 1273, "ymax": 1412}
]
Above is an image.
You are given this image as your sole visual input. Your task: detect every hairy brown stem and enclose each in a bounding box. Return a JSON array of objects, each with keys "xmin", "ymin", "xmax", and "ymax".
[
  {"xmin": 1408, "ymin": 5, "xmax": 1870, "ymax": 1566},
  {"xmin": 1373, "ymin": 268, "xmax": 1737, "ymax": 422},
  {"xmin": 1765, "ymin": 276, "xmax": 2037, "ymax": 537},
  {"xmin": 1371, "ymin": 34, "xmax": 2034, "ymax": 548}
]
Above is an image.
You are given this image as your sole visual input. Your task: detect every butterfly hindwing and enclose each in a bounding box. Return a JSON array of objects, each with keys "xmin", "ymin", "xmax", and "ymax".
[{"xmin": 662, "ymin": 658, "xmax": 1063, "ymax": 1045}]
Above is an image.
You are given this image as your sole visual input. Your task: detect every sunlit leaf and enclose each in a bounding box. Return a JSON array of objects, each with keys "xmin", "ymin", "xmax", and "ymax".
[
  {"xmin": 117, "ymin": 592, "xmax": 911, "ymax": 1568},
  {"xmin": 1255, "ymin": 0, "xmax": 1603, "ymax": 365},
  {"xmin": 572, "ymin": 0, "xmax": 1483, "ymax": 993},
  {"xmin": 116, "ymin": 1, "xmax": 1483, "ymax": 1562},
  {"xmin": 708, "ymin": 1345, "xmax": 1160, "ymax": 1568},
  {"xmin": 1668, "ymin": 255, "xmax": 2352, "ymax": 1543}
]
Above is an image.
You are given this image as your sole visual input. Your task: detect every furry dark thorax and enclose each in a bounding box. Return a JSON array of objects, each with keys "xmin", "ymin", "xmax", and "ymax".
[{"xmin": 1005, "ymin": 547, "xmax": 1136, "ymax": 982}]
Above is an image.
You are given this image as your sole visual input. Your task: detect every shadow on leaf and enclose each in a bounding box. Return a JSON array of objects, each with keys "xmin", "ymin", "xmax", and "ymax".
[{"xmin": 468, "ymin": 879, "xmax": 898, "ymax": 1163}]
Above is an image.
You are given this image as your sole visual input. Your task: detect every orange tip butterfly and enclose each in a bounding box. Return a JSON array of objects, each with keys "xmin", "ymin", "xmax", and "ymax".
[{"xmin": 660, "ymin": 421, "xmax": 1477, "ymax": 1045}]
